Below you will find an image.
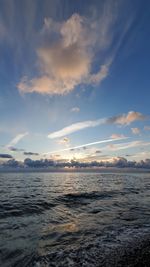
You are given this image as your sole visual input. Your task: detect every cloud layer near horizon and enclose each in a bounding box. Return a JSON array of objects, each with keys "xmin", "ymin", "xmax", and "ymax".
[{"xmin": 2, "ymin": 157, "xmax": 150, "ymax": 169}]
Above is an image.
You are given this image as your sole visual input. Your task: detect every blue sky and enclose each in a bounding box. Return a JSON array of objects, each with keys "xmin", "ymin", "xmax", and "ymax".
[{"xmin": 0, "ymin": 0, "xmax": 150, "ymax": 164}]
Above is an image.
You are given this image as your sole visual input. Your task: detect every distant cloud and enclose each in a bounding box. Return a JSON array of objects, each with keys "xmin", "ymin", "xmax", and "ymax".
[
  {"xmin": 95, "ymin": 150, "xmax": 101, "ymax": 154},
  {"xmin": 107, "ymin": 111, "xmax": 146, "ymax": 125},
  {"xmin": 0, "ymin": 153, "xmax": 13, "ymax": 159},
  {"xmin": 24, "ymin": 152, "xmax": 39, "ymax": 156},
  {"xmin": 45, "ymin": 137, "xmax": 127, "ymax": 155},
  {"xmin": 71, "ymin": 107, "xmax": 80, "ymax": 113},
  {"xmin": 111, "ymin": 134, "xmax": 126, "ymax": 139},
  {"xmin": 106, "ymin": 140, "xmax": 150, "ymax": 151},
  {"xmin": 24, "ymin": 158, "xmax": 55, "ymax": 168},
  {"xmin": 7, "ymin": 132, "xmax": 28, "ymax": 148},
  {"xmin": 131, "ymin": 127, "xmax": 141, "ymax": 135},
  {"xmin": 57, "ymin": 137, "xmax": 70, "ymax": 146},
  {"xmin": 8, "ymin": 147, "xmax": 24, "ymax": 152}
]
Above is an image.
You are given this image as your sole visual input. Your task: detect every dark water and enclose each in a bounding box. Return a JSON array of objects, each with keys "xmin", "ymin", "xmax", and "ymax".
[{"xmin": 0, "ymin": 172, "xmax": 150, "ymax": 267}]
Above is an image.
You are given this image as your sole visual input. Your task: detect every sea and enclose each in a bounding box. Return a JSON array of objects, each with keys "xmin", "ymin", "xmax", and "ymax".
[{"xmin": 0, "ymin": 171, "xmax": 150, "ymax": 267}]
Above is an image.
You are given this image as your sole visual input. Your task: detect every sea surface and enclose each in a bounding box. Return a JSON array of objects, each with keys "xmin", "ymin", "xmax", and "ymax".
[{"xmin": 0, "ymin": 172, "xmax": 150, "ymax": 267}]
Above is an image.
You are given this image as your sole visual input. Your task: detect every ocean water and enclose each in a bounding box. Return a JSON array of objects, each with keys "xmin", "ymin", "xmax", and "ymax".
[{"xmin": 0, "ymin": 172, "xmax": 150, "ymax": 267}]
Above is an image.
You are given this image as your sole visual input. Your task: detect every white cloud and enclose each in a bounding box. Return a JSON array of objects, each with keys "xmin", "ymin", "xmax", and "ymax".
[
  {"xmin": 7, "ymin": 132, "xmax": 28, "ymax": 148},
  {"xmin": 48, "ymin": 118, "xmax": 106, "ymax": 139},
  {"xmin": 71, "ymin": 107, "xmax": 80, "ymax": 113}
]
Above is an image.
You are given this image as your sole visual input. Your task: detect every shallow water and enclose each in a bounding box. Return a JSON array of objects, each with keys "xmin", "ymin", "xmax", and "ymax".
[{"xmin": 0, "ymin": 172, "xmax": 150, "ymax": 267}]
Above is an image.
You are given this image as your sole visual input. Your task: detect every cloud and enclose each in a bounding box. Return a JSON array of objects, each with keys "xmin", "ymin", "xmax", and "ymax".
[
  {"xmin": 2, "ymin": 157, "xmax": 150, "ymax": 169},
  {"xmin": 48, "ymin": 118, "xmax": 106, "ymax": 138},
  {"xmin": 17, "ymin": 3, "xmax": 130, "ymax": 96},
  {"xmin": 2, "ymin": 159, "xmax": 22, "ymax": 168},
  {"xmin": 48, "ymin": 111, "xmax": 146, "ymax": 139},
  {"xmin": 107, "ymin": 111, "xmax": 146, "ymax": 125},
  {"xmin": 7, "ymin": 132, "xmax": 28, "ymax": 148},
  {"xmin": 87, "ymin": 62, "xmax": 110, "ymax": 84},
  {"xmin": 71, "ymin": 107, "xmax": 80, "ymax": 113},
  {"xmin": 131, "ymin": 127, "xmax": 141, "ymax": 135},
  {"xmin": 57, "ymin": 137, "xmax": 70, "ymax": 146},
  {"xmin": 106, "ymin": 140, "xmax": 150, "ymax": 151},
  {"xmin": 95, "ymin": 150, "xmax": 101, "ymax": 154},
  {"xmin": 17, "ymin": 13, "xmax": 110, "ymax": 95},
  {"xmin": 0, "ymin": 154, "xmax": 13, "ymax": 159},
  {"xmin": 8, "ymin": 147, "xmax": 24, "ymax": 152},
  {"xmin": 45, "ymin": 136, "xmax": 127, "ymax": 155},
  {"xmin": 24, "ymin": 152, "xmax": 39, "ymax": 156},
  {"xmin": 111, "ymin": 134, "xmax": 126, "ymax": 139},
  {"xmin": 24, "ymin": 158, "xmax": 55, "ymax": 168}
]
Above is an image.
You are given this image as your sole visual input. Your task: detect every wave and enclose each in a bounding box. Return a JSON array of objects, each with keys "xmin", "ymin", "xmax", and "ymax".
[
  {"xmin": 0, "ymin": 200, "xmax": 56, "ymax": 218},
  {"xmin": 55, "ymin": 190, "xmax": 132, "ymax": 207},
  {"xmin": 29, "ymin": 228, "xmax": 150, "ymax": 267}
]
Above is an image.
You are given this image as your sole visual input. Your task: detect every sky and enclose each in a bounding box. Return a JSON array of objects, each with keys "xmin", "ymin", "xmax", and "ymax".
[{"xmin": 0, "ymin": 0, "xmax": 150, "ymax": 165}]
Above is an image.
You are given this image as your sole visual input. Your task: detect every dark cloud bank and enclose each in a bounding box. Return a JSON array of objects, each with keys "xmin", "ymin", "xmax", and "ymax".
[
  {"xmin": 0, "ymin": 157, "xmax": 150, "ymax": 170},
  {"xmin": 0, "ymin": 154, "xmax": 13, "ymax": 159}
]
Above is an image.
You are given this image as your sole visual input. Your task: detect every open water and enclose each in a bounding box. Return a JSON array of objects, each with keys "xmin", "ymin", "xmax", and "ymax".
[{"xmin": 0, "ymin": 172, "xmax": 150, "ymax": 266}]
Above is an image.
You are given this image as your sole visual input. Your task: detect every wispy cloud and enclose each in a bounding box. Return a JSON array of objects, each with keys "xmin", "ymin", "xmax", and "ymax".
[
  {"xmin": 7, "ymin": 132, "xmax": 28, "ymax": 148},
  {"xmin": 105, "ymin": 140, "xmax": 150, "ymax": 151},
  {"xmin": 24, "ymin": 152, "xmax": 39, "ymax": 156},
  {"xmin": 44, "ymin": 136, "xmax": 127, "ymax": 155},
  {"xmin": 48, "ymin": 118, "xmax": 106, "ymax": 138}
]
